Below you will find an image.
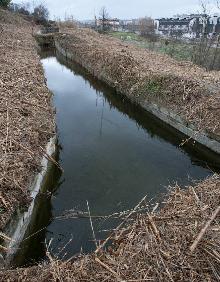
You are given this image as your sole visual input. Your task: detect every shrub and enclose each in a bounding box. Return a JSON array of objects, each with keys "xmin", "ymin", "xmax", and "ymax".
[{"xmin": 0, "ymin": 0, "xmax": 11, "ymax": 8}]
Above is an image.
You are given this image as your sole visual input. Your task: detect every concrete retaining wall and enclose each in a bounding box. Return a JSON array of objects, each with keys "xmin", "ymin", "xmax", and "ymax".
[
  {"xmin": 1, "ymin": 137, "xmax": 56, "ymax": 267},
  {"xmin": 54, "ymin": 40, "xmax": 220, "ymax": 155},
  {"xmin": 34, "ymin": 33, "xmax": 55, "ymax": 48}
]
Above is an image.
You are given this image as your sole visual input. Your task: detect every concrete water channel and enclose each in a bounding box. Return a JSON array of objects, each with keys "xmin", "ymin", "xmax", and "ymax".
[{"xmin": 12, "ymin": 50, "xmax": 220, "ymax": 266}]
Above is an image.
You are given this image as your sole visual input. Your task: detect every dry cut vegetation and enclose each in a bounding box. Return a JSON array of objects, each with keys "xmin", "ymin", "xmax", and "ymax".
[
  {"xmin": 56, "ymin": 28, "xmax": 220, "ymax": 138},
  {"xmin": 0, "ymin": 9, "xmax": 55, "ymax": 231},
  {"xmin": 1, "ymin": 175, "xmax": 220, "ymax": 281},
  {"xmin": 0, "ymin": 13, "xmax": 219, "ymax": 282}
]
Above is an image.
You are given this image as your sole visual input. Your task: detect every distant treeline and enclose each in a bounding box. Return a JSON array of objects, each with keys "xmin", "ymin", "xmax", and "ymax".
[{"xmin": 0, "ymin": 1, "xmax": 49, "ymax": 25}]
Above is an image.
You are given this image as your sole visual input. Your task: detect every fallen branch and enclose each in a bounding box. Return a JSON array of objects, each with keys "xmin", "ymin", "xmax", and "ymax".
[
  {"xmin": 86, "ymin": 200, "xmax": 98, "ymax": 249},
  {"xmin": 0, "ymin": 233, "xmax": 11, "ymax": 242},
  {"xmin": 39, "ymin": 145, "xmax": 64, "ymax": 173},
  {"xmin": 95, "ymin": 195, "xmax": 147, "ymax": 254},
  {"xmin": 148, "ymin": 214, "xmax": 162, "ymax": 243},
  {"xmin": 95, "ymin": 257, "xmax": 123, "ymax": 281},
  {"xmin": 0, "ymin": 245, "xmax": 8, "ymax": 252},
  {"xmin": 190, "ymin": 206, "xmax": 220, "ymax": 253}
]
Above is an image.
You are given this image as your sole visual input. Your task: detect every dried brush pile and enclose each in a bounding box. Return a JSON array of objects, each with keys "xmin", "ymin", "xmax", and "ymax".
[
  {"xmin": 0, "ymin": 9, "xmax": 55, "ymax": 232},
  {"xmin": 56, "ymin": 28, "xmax": 220, "ymax": 137},
  {"xmin": 1, "ymin": 175, "xmax": 220, "ymax": 281}
]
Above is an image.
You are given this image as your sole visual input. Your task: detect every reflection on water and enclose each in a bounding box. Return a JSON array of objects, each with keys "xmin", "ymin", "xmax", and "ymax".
[{"xmin": 13, "ymin": 50, "xmax": 220, "ymax": 266}]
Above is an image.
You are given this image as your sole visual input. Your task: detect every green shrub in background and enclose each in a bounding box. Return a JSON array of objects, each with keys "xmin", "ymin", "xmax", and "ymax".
[{"xmin": 0, "ymin": 0, "xmax": 11, "ymax": 8}]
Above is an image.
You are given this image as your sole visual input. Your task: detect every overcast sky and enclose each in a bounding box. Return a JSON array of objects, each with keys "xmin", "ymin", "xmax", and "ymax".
[{"xmin": 13, "ymin": 0, "xmax": 219, "ymax": 20}]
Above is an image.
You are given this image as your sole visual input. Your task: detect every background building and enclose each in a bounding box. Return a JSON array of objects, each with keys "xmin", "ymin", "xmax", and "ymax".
[{"xmin": 155, "ymin": 14, "xmax": 220, "ymax": 38}]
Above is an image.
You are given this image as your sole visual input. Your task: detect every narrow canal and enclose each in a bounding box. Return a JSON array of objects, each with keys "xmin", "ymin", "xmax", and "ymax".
[{"xmin": 13, "ymin": 52, "xmax": 220, "ymax": 266}]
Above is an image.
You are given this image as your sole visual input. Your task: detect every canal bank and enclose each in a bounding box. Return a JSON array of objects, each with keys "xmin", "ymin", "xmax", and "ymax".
[
  {"xmin": 1, "ymin": 174, "xmax": 220, "ymax": 281},
  {"xmin": 6, "ymin": 49, "xmax": 219, "ymax": 268},
  {"xmin": 0, "ymin": 41, "xmax": 219, "ymax": 279},
  {"xmin": 2, "ymin": 137, "xmax": 56, "ymax": 266},
  {"xmin": 0, "ymin": 9, "xmax": 56, "ymax": 264},
  {"xmin": 0, "ymin": 12, "xmax": 220, "ymax": 280},
  {"xmin": 53, "ymin": 28, "xmax": 220, "ymax": 155}
]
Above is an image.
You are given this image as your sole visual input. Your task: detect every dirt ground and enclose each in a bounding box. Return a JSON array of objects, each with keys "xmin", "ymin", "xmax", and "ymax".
[{"xmin": 0, "ymin": 9, "xmax": 55, "ymax": 231}]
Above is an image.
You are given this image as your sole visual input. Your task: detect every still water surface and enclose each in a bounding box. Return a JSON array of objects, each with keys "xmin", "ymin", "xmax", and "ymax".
[{"xmin": 13, "ymin": 53, "xmax": 220, "ymax": 266}]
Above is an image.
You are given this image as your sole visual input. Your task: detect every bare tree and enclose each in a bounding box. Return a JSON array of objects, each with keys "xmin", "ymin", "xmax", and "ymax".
[
  {"xmin": 211, "ymin": 0, "xmax": 220, "ymax": 69},
  {"xmin": 138, "ymin": 17, "xmax": 157, "ymax": 41},
  {"xmin": 192, "ymin": 0, "xmax": 220, "ymax": 70},
  {"xmin": 20, "ymin": 1, "xmax": 31, "ymax": 14},
  {"xmin": 9, "ymin": 2, "xmax": 31, "ymax": 15},
  {"xmin": 59, "ymin": 14, "xmax": 78, "ymax": 29},
  {"xmin": 137, "ymin": 17, "xmax": 158, "ymax": 50},
  {"xmin": 99, "ymin": 6, "xmax": 109, "ymax": 31},
  {"xmin": 33, "ymin": 3, "xmax": 49, "ymax": 24}
]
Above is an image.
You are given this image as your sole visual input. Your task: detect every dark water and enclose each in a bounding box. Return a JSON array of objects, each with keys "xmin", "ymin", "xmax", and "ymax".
[{"xmin": 13, "ymin": 52, "xmax": 220, "ymax": 266}]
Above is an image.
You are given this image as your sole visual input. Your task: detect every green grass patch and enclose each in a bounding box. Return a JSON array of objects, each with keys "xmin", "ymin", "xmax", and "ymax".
[
  {"xmin": 145, "ymin": 80, "xmax": 162, "ymax": 94},
  {"xmin": 108, "ymin": 31, "xmax": 194, "ymax": 63},
  {"xmin": 108, "ymin": 31, "xmax": 141, "ymax": 42}
]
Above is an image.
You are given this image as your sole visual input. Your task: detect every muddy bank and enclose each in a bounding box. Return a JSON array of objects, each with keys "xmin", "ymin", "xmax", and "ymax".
[
  {"xmin": 54, "ymin": 28, "xmax": 220, "ymax": 154},
  {"xmin": 0, "ymin": 9, "xmax": 55, "ymax": 247}
]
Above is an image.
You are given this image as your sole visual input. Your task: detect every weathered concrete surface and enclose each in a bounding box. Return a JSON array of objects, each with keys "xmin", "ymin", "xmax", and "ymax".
[
  {"xmin": 54, "ymin": 38, "xmax": 220, "ymax": 155},
  {"xmin": 141, "ymin": 102, "xmax": 220, "ymax": 154},
  {"xmin": 34, "ymin": 33, "xmax": 55, "ymax": 48},
  {"xmin": 0, "ymin": 8, "xmax": 55, "ymax": 256},
  {"xmin": 2, "ymin": 137, "xmax": 56, "ymax": 267}
]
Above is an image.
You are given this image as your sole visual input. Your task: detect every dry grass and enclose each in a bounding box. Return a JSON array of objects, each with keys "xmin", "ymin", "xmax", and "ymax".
[
  {"xmin": 0, "ymin": 13, "xmax": 220, "ymax": 281},
  {"xmin": 58, "ymin": 20, "xmax": 78, "ymax": 29},
  {"xmin": 56, "ymin": 27, "xmax": 220, "ymax": 137},
  {"xmin": 1, "ymin": 175, "xmax": 219, "ymax": 281},
  {"xmin": 0, "ymin": 9, "xmax": 55, "ymax": 231}
]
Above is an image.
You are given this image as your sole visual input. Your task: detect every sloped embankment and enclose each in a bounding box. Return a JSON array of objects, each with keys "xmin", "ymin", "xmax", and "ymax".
[
  {"xmin": 0, "ymin": 19, "xmax": 220, "ymax": 282},
  {"xmin": 55, "ymin": 28, "xmax": 220, "ymax": 153},
  {"xmin": 1, "ymin": 175, "xmax": 220, "ymax": 281},
  {"xmin": 0, "ymin": 10, "xmax": 55, "ymax": 232}
]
